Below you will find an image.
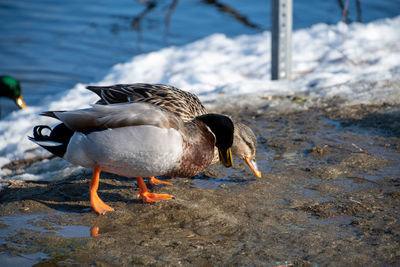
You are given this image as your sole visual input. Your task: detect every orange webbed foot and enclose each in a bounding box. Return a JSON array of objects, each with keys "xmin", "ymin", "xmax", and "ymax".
[
  {"xmin": 91, "ymin": 190, "xmax": 115, "ymax": 215},
  {"xmin": 148, "ymin": 176, "xmax": 173, "ymax": 186},
  {"xmin": 139, "ymin": 191, "xmax": 174, "ymax": 203},
  {"xmin": 90, "ymin": 163, "xmax": 114, "ymax": 215},
  {"xmin": 136, "ymin": 177, "xmax": 173, "ymax": 203}
]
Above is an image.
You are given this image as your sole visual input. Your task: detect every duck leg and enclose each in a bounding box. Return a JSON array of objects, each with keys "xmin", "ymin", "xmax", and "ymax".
[
  {"xmin": 148, "ymin": 176, "xmax": 173, "ymax": 186},
  {"xmin": 136, "ymin": 177, "xmax": 173, "ymax": 202},
  {"xmin": 90, "ymin": 163, "xmax": 114, "ymax": 214}
]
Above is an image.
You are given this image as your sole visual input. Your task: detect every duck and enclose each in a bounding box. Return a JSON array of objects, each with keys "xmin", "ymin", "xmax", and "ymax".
[
  {"xmin": 86, "ymin": 83, "xmax": 261, "ymax": 178},
  {"xmin": 0, "ymin": 75, "xmax": 27, "ymax": 109},
  {"xmin": 29, "ymin": 102, "xmax": 234, "ymax": 214}
]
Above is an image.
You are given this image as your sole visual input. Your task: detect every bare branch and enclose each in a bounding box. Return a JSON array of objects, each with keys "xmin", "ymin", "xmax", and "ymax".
[{"xmin": 203, "ymin": 0, "xmax": 263, "ymax": 30}]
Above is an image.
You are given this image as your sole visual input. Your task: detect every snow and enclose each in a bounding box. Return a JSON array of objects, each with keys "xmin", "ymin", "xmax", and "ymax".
[{"xmin": 1, "ymin": 16, "xmax": 399, "ymax": 182}]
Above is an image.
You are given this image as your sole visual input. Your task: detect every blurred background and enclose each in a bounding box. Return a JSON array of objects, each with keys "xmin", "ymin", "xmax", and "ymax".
[{"xmin": 0, "ymin": 0, "xmax": 399, "ymax": 106}]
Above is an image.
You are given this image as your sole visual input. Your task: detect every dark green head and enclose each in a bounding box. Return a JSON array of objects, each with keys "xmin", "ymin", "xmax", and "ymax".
[
  {"xmin": 0, "ymin": 76, "xmax": 26, "ymax": 109},
  {"xmin": 196, "ymin": 113, "xmax": 234, "ymax": 167}
]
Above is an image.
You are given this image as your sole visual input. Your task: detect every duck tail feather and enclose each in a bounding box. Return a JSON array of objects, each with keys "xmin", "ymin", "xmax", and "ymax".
[
  {"xmin": 29, "ymin": 123, "xmax": 74, "ymax": 158},
  {"xmin": 40, "ymin": 111, "xmax": 61, "ymax": 119},
  {"xmin": 85, "ymin": 86, "xmax": 103, "ymax": 96}
]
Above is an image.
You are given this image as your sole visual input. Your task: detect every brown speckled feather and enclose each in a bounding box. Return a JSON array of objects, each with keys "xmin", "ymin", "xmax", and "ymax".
[{"xmin": 86, "ymin": 84, "xmax": 207, "ymax": 122}]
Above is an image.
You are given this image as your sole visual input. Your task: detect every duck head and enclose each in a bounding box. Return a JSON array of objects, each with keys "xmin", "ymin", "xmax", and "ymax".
[
  {"xmin": 0, "ymin": 76, "xmax": 26, "ymax": 109},
  {"xmin": 231, "ymin": 122, "xmax": 261, "ymax": 178},
  {"xmin": 196, "ymin": 113, "xmax": 234, "ymax": 167}
]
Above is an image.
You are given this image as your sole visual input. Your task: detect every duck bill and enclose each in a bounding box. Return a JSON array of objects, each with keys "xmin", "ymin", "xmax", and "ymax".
[
  {"xmin": 16, "ymin": 96, "xmax": 27, "ymax": 109},
  {"xmin": 219, "ymin": 148, "xmax": 233, "ymax": 167},
  {"xmin": 244, "ymin": 157, "xmax": 262, "ymax": 178}
]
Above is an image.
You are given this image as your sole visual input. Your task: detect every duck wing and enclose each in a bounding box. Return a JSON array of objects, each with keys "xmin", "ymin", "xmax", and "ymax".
[
  {"xmin": 86, "ymin": 83, "xmax": 207, "ymax": 121},
  {"xmin": 42, "ymin": 102, "xmax": 181, "ymax": 133}
]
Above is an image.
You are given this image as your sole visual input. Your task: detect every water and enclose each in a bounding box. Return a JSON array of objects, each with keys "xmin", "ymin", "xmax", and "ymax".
[
  {"xmin": 0, "ymin": 213, "xmax": 91, "ymax": 239},
  {"xmin": 0, "ymin": 213, "xmax": 91, "ymax": 266},
  {"xmin": 0, "ymin": 0, "xmax": 399, "ymax": 108},
  {"xmin": 0, "ymin": 252, "xmax": 48, "ymax": 267}
]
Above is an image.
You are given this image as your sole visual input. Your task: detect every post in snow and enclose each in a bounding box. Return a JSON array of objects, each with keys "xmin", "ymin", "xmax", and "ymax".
[{"xmin": 271, "ymin": 0, "xmax": 292, "ymax": 80}]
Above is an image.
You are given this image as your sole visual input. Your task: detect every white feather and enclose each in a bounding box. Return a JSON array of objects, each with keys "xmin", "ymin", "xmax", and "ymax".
[
  {"xmin": 33, "ymin": 140, "xmax": 63, "ymax": 147},
  {"xmin": 64, "ymin": 125, "xmax": 183, "ymax": 177}
]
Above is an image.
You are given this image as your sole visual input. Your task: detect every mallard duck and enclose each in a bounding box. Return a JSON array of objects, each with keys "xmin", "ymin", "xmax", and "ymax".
[
  {"xmin": 86, "ymin": 83, "xmax": 261, "ymax": 178},
  {"xmin": 0, "ymin": 76, "xmax": 27, "ymax": 109},
  {"xmin": 29, "ymin": 102, "xmax": 234, "ymax": 214}
]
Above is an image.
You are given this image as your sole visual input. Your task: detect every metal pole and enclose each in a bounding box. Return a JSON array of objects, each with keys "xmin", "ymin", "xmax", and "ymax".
[{"xmin": 271, "ymin": 0, "xmax": 292, "ymax": 80}]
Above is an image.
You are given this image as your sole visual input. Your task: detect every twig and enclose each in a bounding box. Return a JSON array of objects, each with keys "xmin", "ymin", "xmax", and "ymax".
[
  {"xmin": 342, "ymin": 0, "xmax": 349, "ymax": 23},
  {"xmin": 351, "ymin": 143, "xmax": 367, "ymax": 153},
  {"xmin": 337, "ymin": 0, "xmax": 350, "ymax": 24},
  {"xmin": 131, "ymin": 0, "xmax": 157, "ymax": 31},
  {"xmin": 131, "ymin": 0, "xmax": 157, "ymax": 50},
  {"xmin": 163, "ymin": 0, "xmax": 178, "ymax": 40},
  {"xmin": 325, "ymin": 143, "xmax": 371, "ymax": 155},
  {"xmin": 346, "ymin": 175, "xmax": 380, "ymax": 186},
  {"xmin": 203, "ymin": 0, "xmax": 263, "ymax": 30},
  {"xmin": 355, "ymin": 0, "xmax": 362, "ymax": 22},
  {"xmin": 0, "ymin": 179, "xmax": 24, "ymax": 186},
  {"xmin": 327, "ymin": 43, "xmax": 359, "ymax": 66}
]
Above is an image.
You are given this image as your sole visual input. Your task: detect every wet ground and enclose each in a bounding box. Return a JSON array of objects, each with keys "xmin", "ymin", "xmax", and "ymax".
[{"xmin": 0, "ymin": 100, "xmax": 399, "ymax": 266}]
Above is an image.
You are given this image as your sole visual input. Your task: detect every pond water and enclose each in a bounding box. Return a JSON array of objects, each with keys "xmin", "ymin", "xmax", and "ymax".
[{"xmin": 0, "ymin": 0, "xmax": 399, "ymax": 107}]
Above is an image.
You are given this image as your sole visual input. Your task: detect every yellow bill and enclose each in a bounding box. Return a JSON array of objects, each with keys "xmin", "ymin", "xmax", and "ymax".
[
  {"xmin": 219, "ymin": 148, "xmax": 233, "ymax": 167},
  {"xmin": 16, "ymin": 96, "xmax": 27, "ymax": 109},
  {"xmin": 244, "ymin": 156, "xmax": 262, "ymax": 178}
]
